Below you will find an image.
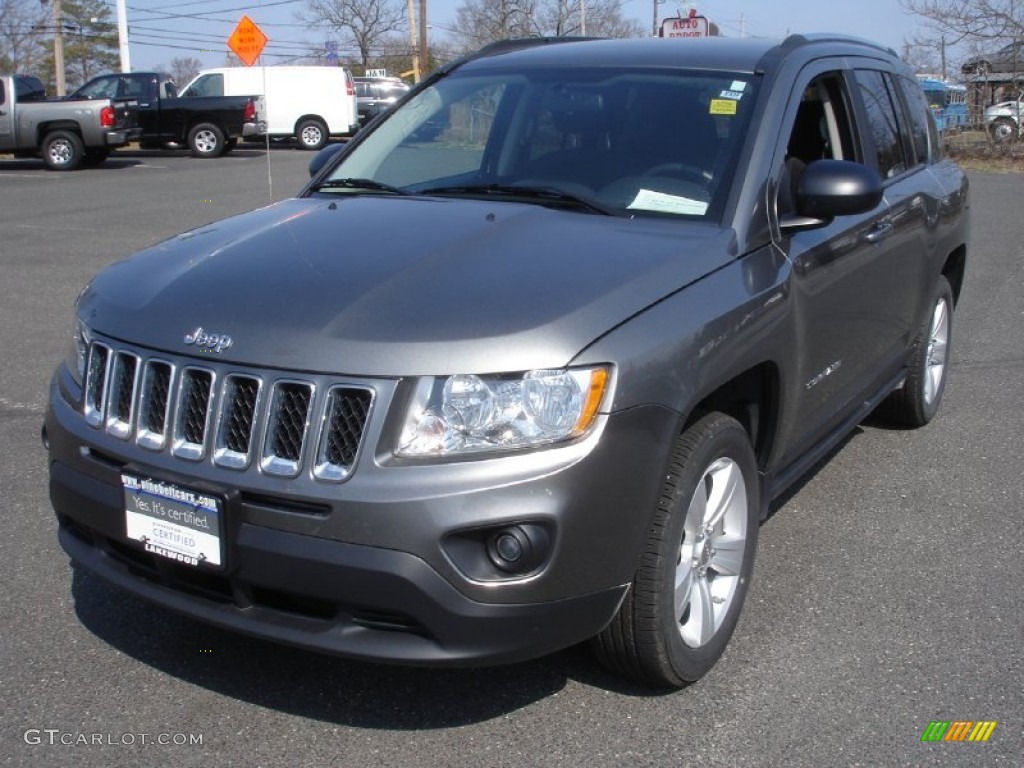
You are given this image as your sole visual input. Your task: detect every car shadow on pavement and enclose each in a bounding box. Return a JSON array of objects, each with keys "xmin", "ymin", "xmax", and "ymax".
[{"xmin": 69, "ymin": 566, "xmax": 663, "ymax": 728}]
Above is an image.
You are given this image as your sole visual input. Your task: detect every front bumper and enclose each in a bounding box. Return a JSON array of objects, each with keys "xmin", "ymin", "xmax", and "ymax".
[{"xmin": 46, "ymin": 369, "xmax": 676, "ymax": 666}]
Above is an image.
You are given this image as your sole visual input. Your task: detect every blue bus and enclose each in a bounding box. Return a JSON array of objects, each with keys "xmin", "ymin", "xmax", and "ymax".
[{"xmin": 917, "ymin": 77, "xmax": 970, "ymax": 132}]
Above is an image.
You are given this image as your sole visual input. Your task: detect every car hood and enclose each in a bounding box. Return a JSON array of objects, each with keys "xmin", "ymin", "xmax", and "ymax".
[{"xmin": 79, "ymin": 196, "xmax": 736, "ymax": 376}]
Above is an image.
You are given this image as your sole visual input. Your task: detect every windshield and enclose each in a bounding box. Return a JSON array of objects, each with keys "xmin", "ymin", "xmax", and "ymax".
[{"xmin": 315, "ymin": 66, "xmax": 757, "ymax": 219}]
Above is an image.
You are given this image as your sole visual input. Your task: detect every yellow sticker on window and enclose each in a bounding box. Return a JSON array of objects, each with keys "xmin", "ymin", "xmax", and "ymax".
[{"xmin": 709, "ymin": 99, "xmax": 737, "ymax": 116}]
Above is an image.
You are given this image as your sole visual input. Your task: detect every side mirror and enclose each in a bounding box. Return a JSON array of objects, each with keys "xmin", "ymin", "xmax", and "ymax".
[
  {"xmin": 308, "ymin": 143, "xmax": 345, "ymax": 178},
  {"xmin": 781, "ymin": 159, "xmax": 884, "ymax": 232}
]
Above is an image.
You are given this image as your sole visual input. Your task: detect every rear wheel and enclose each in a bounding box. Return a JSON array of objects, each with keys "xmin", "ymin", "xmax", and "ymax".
[
  {"xmin": 297, "ymin": 118, "xmax": 328, "ymax": 150},
  {"xmin": 187, "ymin": 122, "xmax": 225, "ymax": 157},
  {"xmin": 42, "ymin": 130, "xmax": 84, "ymax": 171},
  {"xmin": 593, "ymin": 412, "xmax": 759, "ymax": 688},
  {"xmin": 879, "ymin": 276, "xmax": 954, "ymax": 427}
]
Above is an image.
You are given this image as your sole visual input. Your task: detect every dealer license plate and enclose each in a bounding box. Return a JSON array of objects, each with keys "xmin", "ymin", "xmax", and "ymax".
[{"xmin": 122, "ymin": 474, "xmax": 224, "ymax": 568}]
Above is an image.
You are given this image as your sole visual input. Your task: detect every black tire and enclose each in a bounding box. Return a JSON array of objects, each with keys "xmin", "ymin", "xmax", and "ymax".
[
  {"xmin": 990, "ymin": 117, "xmax": 1017, "ymax": 144},
  {"xmin": 878, "ymin": 276, "xmax": 954, "ymax": 427},
  {"xmin": 187, "ymin": 122, "xmax": 225, "ymax": 158},
  {"xmin": 42, "ymin": 130, "xmax": 84, "ymax": 171},
  {"xmin": 297, "ymin": 119, "xmax": 329, "ymax": 151},
  {"xmin": 593, "ymin": 412, "xmax": 760, "ymax": 688}
]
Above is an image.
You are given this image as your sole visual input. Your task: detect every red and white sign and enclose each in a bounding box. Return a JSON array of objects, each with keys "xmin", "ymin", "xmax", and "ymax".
[{"xmin": 660, "ymin": 8, "xmax": 710, "ymax": 39}]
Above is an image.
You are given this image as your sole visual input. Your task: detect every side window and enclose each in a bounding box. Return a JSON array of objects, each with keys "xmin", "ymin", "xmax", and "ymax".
[
  {"xmin": 187, "ymin": 74, "xmax": 223, "ymax": 98},
  {"xmin": 853, "ymin": 70, "xmax": 907, "ymax": 179},
  {"xmin": 15, "ymin": 77, "xmax": 47, "ymax": 102},
  {"xmin": 78, "ymin": 76, "xmax": 117, "ymax": 100},
  {"xmin": 0, "ymin": 80, "xmax": 6, "ymax": 106},
  {"xmin": 895, "ymin": 75, "xmax": 938, "ymax": 165},
  {"xmin": 780, "ymin": 72, "xmax": 860, "ymax": 214}
]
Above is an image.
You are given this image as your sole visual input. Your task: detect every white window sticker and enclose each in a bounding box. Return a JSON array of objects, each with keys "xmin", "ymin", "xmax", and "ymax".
[
  {"xmin": 627, "ymin": 189, "xmax": 709, "ymax": 216},
  {"xmin": 730, "ymin": 80, "xmax": 747, "ymax": 92}
]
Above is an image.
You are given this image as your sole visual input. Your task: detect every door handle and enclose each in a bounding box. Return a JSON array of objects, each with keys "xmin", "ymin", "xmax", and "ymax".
[{"xmin": 863, "ymin": 220, "xmax": 893, "ymax": 244}]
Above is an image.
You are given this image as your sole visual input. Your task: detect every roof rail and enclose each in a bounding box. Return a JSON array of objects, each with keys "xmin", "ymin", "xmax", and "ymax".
[
  {"xmin": 473, "ymin": 36, "xmax": 602, "ymax": 59},
  {"xmin": 780, "ymin": 32, "xmax": 897, "ymax": 57}
]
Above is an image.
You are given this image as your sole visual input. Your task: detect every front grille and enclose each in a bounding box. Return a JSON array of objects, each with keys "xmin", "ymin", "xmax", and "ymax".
[{"xmin": 83, "ymin": 341, "xmax": 373, "ymax": 482}]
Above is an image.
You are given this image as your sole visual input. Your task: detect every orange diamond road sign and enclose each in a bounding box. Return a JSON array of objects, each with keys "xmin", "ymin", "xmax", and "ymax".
[{"xmin": 228, "ymin": 16, "xmax": 267, "ymax": 67}]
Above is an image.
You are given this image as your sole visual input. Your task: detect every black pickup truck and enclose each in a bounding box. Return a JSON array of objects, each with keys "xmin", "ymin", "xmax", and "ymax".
[{"xmin": 68, "ymin": 72, "xmax": 264, "ymax": 157}]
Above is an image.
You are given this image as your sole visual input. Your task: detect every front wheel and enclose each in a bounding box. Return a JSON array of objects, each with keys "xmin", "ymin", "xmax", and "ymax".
[
  {"xmin": 879, "ymin": 276, "xmax": 954, "ymax": 427},
  {"xmin": 187, "ymin": 122, "xmax": 225, "ymax": 157},
  {"xmin": 989, "ymin": 117, "xmax": 1017, "ymax": 143},
  {"xmin": 42, "ymin": 130, "xmax": 84, "ymax": 171},
  {"xmin": 297, "ymin": 119, "xmax": 329, "ymax": 150},
  {"xmin": 593, "ymin": 412, "xmax": 760, "ymax": 688}
]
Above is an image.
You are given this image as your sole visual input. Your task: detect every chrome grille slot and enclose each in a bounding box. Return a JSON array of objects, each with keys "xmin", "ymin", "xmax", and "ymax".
[
  {"xmin": 314, "ymin": 387, "xmax": 373, "ymax": 482},
  {"xmin": 214, "ymin": 375, "xmax": 261, "ymax": 469},
  {"xmin": 83, "ymin": 343, "xmax": 111, "ymax": 427},
  {"xmin": 172, "ymin": 368, "xmax": 215, "ymax": 461},
  {"xmin": 137, "ymin": 360, "xmax": 173, "ymax": 450},
  {"xmin": 76, "ymin": 339, "xmax": 374, "ymax": 482},
  {"xmin": 261, "ymin": 382, "xmax": 314, "ymax": 477},
  {"xmin": 105, "ymin": 351, "xmax": 139, "ymax": 439}
]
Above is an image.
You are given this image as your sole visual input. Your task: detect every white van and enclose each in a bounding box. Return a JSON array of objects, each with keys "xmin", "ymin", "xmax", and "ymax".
[{"xmin": 181, "ymin": 66, "xmax": 359, "ymax": 150}]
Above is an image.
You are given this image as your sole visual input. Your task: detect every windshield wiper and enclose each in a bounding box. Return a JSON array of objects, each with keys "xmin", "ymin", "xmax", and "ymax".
[
  {"xmin": 418, "ymin": 184, "xmax": 619, "ymax": 216},
  {"xmin": 309, "ymin": 178, "xmax": 411, "ymax": 195}
]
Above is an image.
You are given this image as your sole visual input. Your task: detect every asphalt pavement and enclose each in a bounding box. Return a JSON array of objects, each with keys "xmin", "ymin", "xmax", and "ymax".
[{"xmin": 1, "ymin": 147, "xmax": 1021, "ymax": 767}]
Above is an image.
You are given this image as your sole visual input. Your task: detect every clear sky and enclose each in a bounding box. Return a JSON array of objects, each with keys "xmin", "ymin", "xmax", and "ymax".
[{"xmin": 121, "ymin": 0, "xmax": 933, "ymax": 72}]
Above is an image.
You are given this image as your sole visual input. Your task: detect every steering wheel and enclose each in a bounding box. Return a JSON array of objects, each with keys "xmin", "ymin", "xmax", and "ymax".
[{"xmin": 641, "ymin": 163, "xmax": 711, "ymax": 186}]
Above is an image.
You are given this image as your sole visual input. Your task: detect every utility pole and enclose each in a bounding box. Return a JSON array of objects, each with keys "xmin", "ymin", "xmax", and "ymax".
[
  {"xmin": 51, "ymin": 0, "xmax": 67, "ymax": 96},
  {"xmin": 116, "ymin": 0, "xmax": 131, "ymax": 72},
  {"xmin": 407, "ymin": 0, "xmax": 420, "ymax": 82},
  {"xmin": 418, "ymin": 0, "xmax": 428, "ymax": 77}
]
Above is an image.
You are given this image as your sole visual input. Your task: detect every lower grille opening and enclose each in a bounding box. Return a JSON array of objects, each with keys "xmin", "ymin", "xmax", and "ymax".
[
  {"xmin": 249, "ymin": 586, "xmax": 338, "ymax": 620},
  {"xmin": 349, "ymin": 608, "xmax": 428, "ymax": 636}
]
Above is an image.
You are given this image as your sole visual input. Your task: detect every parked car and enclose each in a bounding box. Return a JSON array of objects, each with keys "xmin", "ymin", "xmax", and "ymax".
[
  {"xmin": 0, "ymin": 73, "xmax": 137, "ymax": 169},
  {"xmin": 984, "ymin": 97, "xmax": 1023, "ymax": 142},
  {"xmin": 45, "ymin": 34, "xmax": 969, "ymax": 688},
  {"xmin": 962, "ymin": 40, "xmax": 1024, "ymax": 74},
  {"xmin": 69, "ymin": 72, "xmax": 264, "ymax": 157},
  {"xmin": 354, "ymin": 76, "xmax": 411, "ymax": 127},
  {"xmin": 180, "ymin": 66, "xmax": 360, "ymax": 150}
]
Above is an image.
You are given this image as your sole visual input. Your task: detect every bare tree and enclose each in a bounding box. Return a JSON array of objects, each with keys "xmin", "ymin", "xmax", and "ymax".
[
  {"xmin": 453, "ymin": 0, "xmax": 642, "ymax": 52},
  {"xmin": 302, "ymin": 0, "xmax": 408, "ymax": 68},
  {"xmin": 166, "ymin": 56, "xmax": 202, "ymax": 86},
  {"xmin": 900, "ymin": 0, "xmax": 1022, "ymax": 47},
  {"xmin": 0, "ymin": 0, "xmax": 48, "ymax": 74}
]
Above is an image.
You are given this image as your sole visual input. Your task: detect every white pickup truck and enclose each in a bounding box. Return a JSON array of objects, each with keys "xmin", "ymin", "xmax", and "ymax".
[
  {"xmin": 0, "ymin": 74, "xmax": 138, "ymax": 170},
  {"xmin": 985, "ymin": 98, "xmax": 1023, "ymax": 143}
]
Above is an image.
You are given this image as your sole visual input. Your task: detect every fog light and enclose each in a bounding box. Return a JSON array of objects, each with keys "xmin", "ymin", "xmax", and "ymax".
[
  {"xmin": 494, "ymin": 532, "xmax": 524, "ymax": 563},
  {"xmin": 485, "ymin": 524, "xmax": 549, "ymax": 575}
]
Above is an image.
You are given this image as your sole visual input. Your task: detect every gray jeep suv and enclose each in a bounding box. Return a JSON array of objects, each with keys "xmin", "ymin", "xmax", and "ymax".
[{"xmin": 45, "ymin": 35, "xmax": 969, "ymax": 688}]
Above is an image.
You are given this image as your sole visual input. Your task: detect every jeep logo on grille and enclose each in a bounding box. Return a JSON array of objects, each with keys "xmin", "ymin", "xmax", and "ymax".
[{"xmin": 184, "ymin": 327, "xmax": 233, "ymax": 354}]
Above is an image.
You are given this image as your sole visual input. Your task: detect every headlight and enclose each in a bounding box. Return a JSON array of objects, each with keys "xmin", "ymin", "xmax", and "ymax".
[
  {"xmin": 397, "ymin": 366, "xmax": 610, "ymax": 457},
  {"xmin": 67, "ymin": 318, "xmax": 91, "ymax": 386}
]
